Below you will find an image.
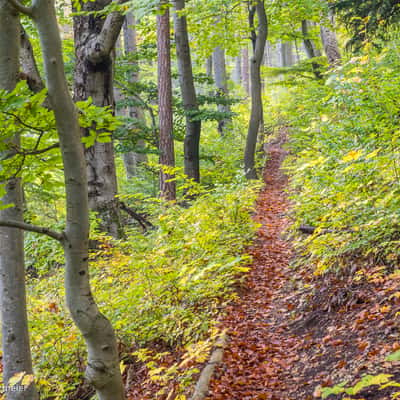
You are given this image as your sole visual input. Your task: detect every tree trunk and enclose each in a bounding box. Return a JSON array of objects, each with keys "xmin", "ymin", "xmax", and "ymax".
[
  {"xmin": 212, "ymin": 45, "xmax": 231, "ymax": 134},
  {"xmin": 72, "ymin": 1, "xmax": 125, "ymax": 238},
  {"xmin": 157, "ymin": 1, "xmax": 176, "ymax": 201},
  {"xmin": 206, "ymin": 56, "xmax": 213, "ymax": 79},
  {"xmin": 301, "ymin": 20, "xmax": 323, "ymax": 79},
  {"xmin": 241, "ymin": 45, "xmax": 250, "ymax": 95},
  {"xmin": 233, "ymin": 54, "xmax": 241, "ymax": 84},
  {"xmin": 244, "ymin": 0, "xmax": 267, "ymax": 180},
  {"xmin": 122, "ymin": 13, "xmax": 147, "ymax": 178},
  {"xmin": 0, "ymin": 3, "xmax": 38, "ymax": 399},
  {"xmin": 31, "ymin": 0, "xmax": 126, "ymax": 398},
  {"xmin": 281, "ymin": 42, "xmax": 294, "ymax": 67},
  {"xmin": 320, "ymin": 11, "xmax": 341, "ymax": 67},
  {"xmin": 173, "ymin": 0, "xmax": 201, "ymax": 183}
]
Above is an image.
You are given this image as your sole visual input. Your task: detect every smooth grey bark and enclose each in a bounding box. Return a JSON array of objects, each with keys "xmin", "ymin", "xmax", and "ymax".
[
  {"xmin": 233, "ymin": 54, "xmax": 241, "ymax": 84},
  {"xmin": 320, "ymin": 11, "xmax": 341, "ymax": 67},
  {"xmin": 212, "ymin": 46, "xmax": 231, "ymax": 134},
  {"xmin": 122, "ymin": 13, "xmax": 147, "ymax": 179},
  {"xmin": 241, "ymin": 45, "xmax": 250, "ymax": 95},
  {"xmin": 244, "ymin": 0, "xmax": 267, "ymax": 180},
  {"xmin": 281, "ymin": 42, "xmax": 294, "ymax": 67},
  {"xmin": 173, "ymin": 0, "xmax": 201, "ymax": 183},
  {"xmin": 206, "ymin": 56, "xmax": 213, "ymax": 79},
  {"xmin": 73, "ymin": 0, "xmax": 125, "ymax": 238},
  {"xmin": 157, "ymin": 2, "xmax": 176, "ymax": 201},
  {"xmin": 0, "ymin": 2, "xmax": 38, "ymax": 399},
  {"xmin": 3, "ymin": 0, "xmax": 126, "ymax": 398}
]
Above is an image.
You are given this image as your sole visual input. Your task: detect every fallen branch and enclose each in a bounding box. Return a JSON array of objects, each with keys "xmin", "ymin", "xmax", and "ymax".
[
  {"xmin": 299, "ymin": 224, "xmax": 353, "ymax": 235},
  {"xmin": 119, "ymin": 201, "xmax": 153, "ymax": 231},
  {"xmin": 190, "ymin": 332, "xmax": 228, "ymax": 400}
]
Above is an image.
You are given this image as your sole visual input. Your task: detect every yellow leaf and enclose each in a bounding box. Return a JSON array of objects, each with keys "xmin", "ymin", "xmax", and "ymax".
[
  {"xmin": 342, "ymin": 150, "xmax": 363, "ymax": 163},
  {"xmin": 21, "ymin": 374, "xmax": 34, "ymax": 387},
  {"xmin": 8, "ymin": 372, "xmax": 25, "ymax": 386},
  {"xmin": 365, "ymin": 149, "xmax": 381, "ymax": 159}
]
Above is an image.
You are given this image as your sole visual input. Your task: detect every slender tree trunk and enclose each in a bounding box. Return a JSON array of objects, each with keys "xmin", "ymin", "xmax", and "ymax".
[
  {"xmin": 241, "ymin": 45, "xmax": 250, "ymax": 95},
  {"xmin": 173, "ymin": 0, "xmax": 201, "ymax": 183},
  {"xmin": 281, "ymin": 42, "xmax": 294, "ymax": 67},
  {"xmin": 233, "ymin": 54, "xmax": 241, "ymax": 84},
  {"xmin": 244, "ymin": 0, "xmax": 267, "ymax": 180},
  {"xmin": 157, "ymin": 1, "xmax": 176, "ymax": 200},
  {"xmin": 301, "ymin": 20, "xmax": 323, "ymax": 79},
  {"xmin": 31, "ymin": 0, "xmax": 126, "ymax": 398},
  {"xmin": 72, "ymin": 1, "xmax": 125, "ymax": 238},
  {"xmin": 0, "ymin": 3, "xmax": 38, "ymax": 399},
  {"xmin": 122, "ymin": 13, "xmax": 147, "ymax": 178},
  {"xmin": 206, "ymin": 56, "xmax": 213, "ymax": 79},
  {"xmin": 213, "ymin": 45, "xmax": 231, "ymax": 134},
  {"xmin": 320, "ymin": 11, "xmax": 341, "ymax": 67}
]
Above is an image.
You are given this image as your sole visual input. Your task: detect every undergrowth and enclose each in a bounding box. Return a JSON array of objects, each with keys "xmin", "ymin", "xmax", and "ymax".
[{"xmin": 25, "ymin": 181, "xmax": 259, "ymax": 398}]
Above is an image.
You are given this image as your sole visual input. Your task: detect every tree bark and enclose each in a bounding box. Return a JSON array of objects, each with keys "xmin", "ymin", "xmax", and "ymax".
[
  {"xmin": 157, "ymin": 1, "xmax": 176, "ymax": 201},
  {"xmin": 72, "ymin": 0, "xmax": 125, "ymax": 238},
  {"xmin": 233, "ymin": 54, "xmax": 241, "ymax": 84},
  {"xmin": 241, "ymin": 45, "xmax": 250, "ymax": 95},
  {"xmin": 173, "ymin": 0, "xmax": 201, "ymax": 183},
  {"xmin": 320, "ymin": 11, "xmax": 341, "ymax": 67},
  {"xmin": 301, "ymin": 20, "xmax": 323, "ymax": 79},
  {"xmin": 212, "ymin": 45, "xmax": 231, "ymax": 134},
  {"xmin": 122, "ymin": 13, "xmax": 147, "ymax": 178},
  {"xmin": 244, "ymin": 0, "xmax": 267, "ymax": 180},
  {"xmin": 0, "ymin": 2, "xmax": 38, "ymax": 398},
  {"xmin": 29, "ymin": 0, "xmax": 126, "ymax": 398},
  {"xmin": 281, "ymin": 42, "xmax": 294, "ymax": 67}
]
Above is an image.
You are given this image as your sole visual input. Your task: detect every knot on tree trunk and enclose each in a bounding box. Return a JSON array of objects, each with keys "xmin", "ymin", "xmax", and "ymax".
[{"xmin": 86, "ymin": 359, "xmax": 116, "ymax": 389}]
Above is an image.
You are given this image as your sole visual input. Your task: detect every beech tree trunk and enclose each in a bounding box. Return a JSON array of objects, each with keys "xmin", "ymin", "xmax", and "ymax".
[
  {"xmin": 0, "ymin": 3, "xmax": 38, "ymax": 399},
  {"xmin": 157, "ymin": 1, "xmax": 176, "ymax": 201},
  {"xmin": 73, "ymin": 1, "xmax": 125, "ymax": 238},
  {"xmin": 122, "ymin": 13, "xmax": 147, "ymax": 178},
  {"xmin": 30, "ymin": 0, "xmax": 126, "ymax": 398},
  {"xmin": 244, "ymin": 0, "xmax": 267, "ymax": 180},
  {"xmin": 213, "ymin": 46, "xmax": 231, "ymax": 134},
  {"xmin": 233, "ymin": 54, "xmax": 241, "ymax": 84},
  {"xmin": 173, "ymin": 0, "xmax": 201, "ymax": 183},
  {"xmin": 320, "ymin": 11, "xmax": 341, "ymax": 67},
  {"xmin": 241, "ymin": 45, "xmax": 250, "ymax": 95}
]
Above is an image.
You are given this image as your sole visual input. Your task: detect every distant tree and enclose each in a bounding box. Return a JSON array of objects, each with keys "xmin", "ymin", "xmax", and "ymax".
[
  {"xmin": 157, "ymin": 1, "xmax": 176, "ymax": 200},
  {"xmin": 173, "ymin": 0, "xmax": 202, "ymax": 183},
  {"xmin": 244, "ymin": 0, "xmax": 267, "ymax": 180}
]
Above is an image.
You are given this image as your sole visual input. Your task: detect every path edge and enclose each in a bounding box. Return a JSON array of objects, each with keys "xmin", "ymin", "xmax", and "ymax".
[{"xmin": 189, "ymin": 332, "xmax": 228, "ymax": 400}]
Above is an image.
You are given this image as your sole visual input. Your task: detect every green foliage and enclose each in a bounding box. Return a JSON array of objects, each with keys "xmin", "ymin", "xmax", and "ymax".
[
  {"xmin": 321, "ymin": 374, "xmax": 400, "ymax": 398},
  {"xmin": 282, "ymin": 43, "xmax": 400, "ymax": 273},
  {"xmin": 25, "ymin": 182, "xmax": 258, "ymax": 398}
]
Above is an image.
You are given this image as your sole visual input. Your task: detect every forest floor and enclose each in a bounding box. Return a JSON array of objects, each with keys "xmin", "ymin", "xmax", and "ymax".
[
  {"xmin": 127, "ymin": 131, "xmax": 400, "ymax": 400},
  {"xmin": 204, "ymin": 132, "xmax": 400, "ymax": 400}
]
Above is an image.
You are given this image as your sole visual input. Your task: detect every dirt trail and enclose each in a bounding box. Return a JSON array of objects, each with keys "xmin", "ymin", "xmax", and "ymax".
[
  {"xmin": 205, "ymin": 134, "xmax": 400, "ymax": 400},
  {"xmin": 206, "ymin": 135, "xmax": 300, "ymax": 400}
]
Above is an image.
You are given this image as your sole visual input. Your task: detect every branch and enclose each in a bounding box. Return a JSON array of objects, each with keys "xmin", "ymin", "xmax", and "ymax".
[
  {"xmin": 87, "ymin": 1, "xmax": 127, "ymax": 63},
  {"xmin": 119, "ymin": 201, "xmax": 153, "ymax": 232},
  {"xmin": 6, "ymin": 0, "xmax": 33, "ymax": 16},
  {"xmin": 15, "ymin": 142, "xmax": 60, "ymax": 156},
  {"xmin": 20, "ymin": 25, "xmax": 46, "ymax": 93},
  {"xmin": 0, "ymin": 219, "xmax": 65, "ymax": 241}
]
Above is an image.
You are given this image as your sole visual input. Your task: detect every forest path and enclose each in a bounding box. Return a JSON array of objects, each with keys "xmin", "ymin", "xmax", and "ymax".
[{"xmin": 205, "ymin": 131, "xmax": 303, "ymax": 400}]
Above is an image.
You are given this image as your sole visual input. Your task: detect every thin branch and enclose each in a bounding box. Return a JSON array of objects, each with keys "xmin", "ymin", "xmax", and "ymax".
[
  {"xmin": 119, "ymin": 201, "xmax": 153, "ymax": 232},
  {"xmin": 14, "ymin": 142, "xmax": 60, "ymax": 156},
  {"xmin": 6, "ymin": 0, "xmax": 33, "ymax": 16},
  {"xmin": 0, "ymin": 219, "xmax": 65, "ymax": 241}
]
